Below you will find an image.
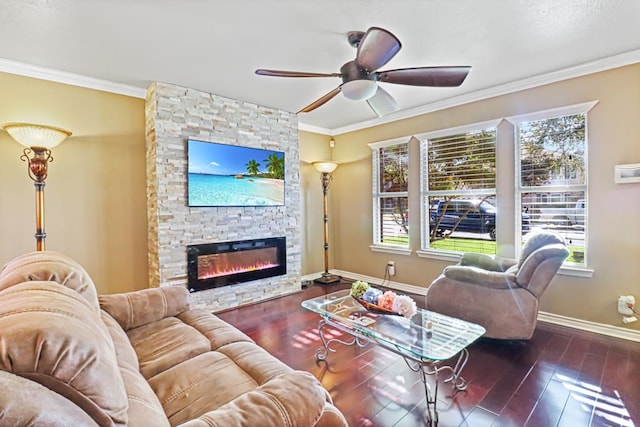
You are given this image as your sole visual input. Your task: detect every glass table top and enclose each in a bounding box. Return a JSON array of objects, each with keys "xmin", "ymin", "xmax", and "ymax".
[{"xmin": 302, "ymin": 289, "xmax": 486, "ymax": 361}]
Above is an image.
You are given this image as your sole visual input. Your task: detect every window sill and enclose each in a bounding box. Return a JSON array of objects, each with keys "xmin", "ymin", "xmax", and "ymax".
[
  {"xmin": 369, "ymin": 245, "xmax": 413, "ymax": 256},
  {"xmin": 558, "ymin": 265, "xmax": 594, "ymax": 278},
  {"xmin": 416, "ymin": 249, "xmax": 462, "ymax": 262},
  {"xmin": 416, "ymin": 249, "xmax": 594, "ymax": 277}
]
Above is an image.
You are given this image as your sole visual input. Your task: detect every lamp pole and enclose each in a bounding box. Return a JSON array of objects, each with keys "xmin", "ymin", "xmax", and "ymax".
[
  {"xmin": 21, "ymin": 147, "xmax": 53, "ymax": 251},
  {"xmin": 2, "ymin": 123, "xmax": 71, "ymax": 251},
  {"xmin": 312, "ymin": 161, "xmax": 340, "ymax": 284}
]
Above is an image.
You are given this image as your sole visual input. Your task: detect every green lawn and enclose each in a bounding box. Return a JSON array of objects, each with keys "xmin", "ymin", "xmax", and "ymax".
[
  {"xmin": 430, "ymin": 238, "xmax": 496, "ymax": 254},
  {"xmin": 382, "ymin": 236, "xmax": 496, "ymax": 253}
]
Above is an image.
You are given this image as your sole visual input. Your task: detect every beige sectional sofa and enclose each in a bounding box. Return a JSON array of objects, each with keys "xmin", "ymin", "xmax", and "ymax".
[{"xmin": 0, "ymin": 251, "xmax": 348, "ymax": 426}]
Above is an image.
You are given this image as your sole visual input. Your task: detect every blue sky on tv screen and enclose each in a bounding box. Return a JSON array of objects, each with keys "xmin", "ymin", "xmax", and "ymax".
[{"xmin": 188, "ymin": 140, "xmax": 283, "ymax": 176}]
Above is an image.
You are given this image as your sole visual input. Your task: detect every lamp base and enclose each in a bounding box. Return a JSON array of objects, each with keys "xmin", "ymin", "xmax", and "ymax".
[{"xmin": 314, "ymin": 272, "xmax": 342, "ymax": 285}]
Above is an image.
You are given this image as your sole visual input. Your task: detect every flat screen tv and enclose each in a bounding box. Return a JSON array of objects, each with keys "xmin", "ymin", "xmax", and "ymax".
[{"xmin": 187, "ymin": 139, "xmax": 285, "ymax": 207}]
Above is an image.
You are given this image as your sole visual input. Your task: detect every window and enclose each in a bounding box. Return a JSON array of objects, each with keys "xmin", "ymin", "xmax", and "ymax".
[
  {"xmin": 369, "ymin": 102, "xmax": 594, "ymax": 274},
  {"xmin": 510, "ymin": 101, "xmax": 596, "ymax": 266},
  {"xmin": 370, "ymin": 139, "xmax": 409, "ymax": 249},
  {"xmin": 419, "ymin": 121, "xmax": 499, "ymax": 255}
]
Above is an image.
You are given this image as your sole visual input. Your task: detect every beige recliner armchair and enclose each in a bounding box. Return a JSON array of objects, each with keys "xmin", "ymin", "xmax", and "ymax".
[{"xmin": 426, "ymin": 231, "xmax": 570, "ymax": 340}]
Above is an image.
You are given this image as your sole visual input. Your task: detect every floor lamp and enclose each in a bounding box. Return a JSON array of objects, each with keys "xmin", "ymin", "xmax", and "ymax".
[
  {"xmin": 312, "ymin": 161, "xmax": 341, "ymax": 284},
  {"xmin": 2, "ymin": 123, "xmax": 72, "ymax": 251}
]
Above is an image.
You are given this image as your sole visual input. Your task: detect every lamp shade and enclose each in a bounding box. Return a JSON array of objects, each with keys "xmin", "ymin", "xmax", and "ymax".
[
  {"xmin": 341, "ymin": 80, "xmax": 378, "ymax": 101},
  {"xmin": 313, "ymin": 161, "xmax": 339, "ymax": 173},
  {"xmin": 3, "ymin": 123, "xmax": 72, "ymax": 149}
]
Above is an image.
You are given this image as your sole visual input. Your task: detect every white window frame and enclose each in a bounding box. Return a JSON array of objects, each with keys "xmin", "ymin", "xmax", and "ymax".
[
  {"xmin": 369, "ymin": 136, "xmax": 412, "ymax": 256},
  {"xmin": 506, "ymin": 101, "xmax": 597, "ymax": 275},
  {"xmin": 416, "ymin": 120, "xmax": 501, "ymax": 260}
]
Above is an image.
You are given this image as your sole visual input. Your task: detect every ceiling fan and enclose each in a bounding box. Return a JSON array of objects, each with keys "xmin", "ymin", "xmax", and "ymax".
[{"xmin": 255, "ymin": 26, "xmax": 471, "ymax": 117}]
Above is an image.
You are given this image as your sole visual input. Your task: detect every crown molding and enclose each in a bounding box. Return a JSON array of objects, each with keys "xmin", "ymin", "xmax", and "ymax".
[
  {"xmin": 4, "ymin": 47, "xmax": 639, "ymax": 135},
  {"xmin": 325, "ymin": 48, "xmax": 640, "ymax": 136},
  {"xmin": 298, "ymin": 122, "xmax": 332, "ymax": 135},
  {"xmin": 0, "ymin": 58, "xmax": 147, "ymax": 99}
]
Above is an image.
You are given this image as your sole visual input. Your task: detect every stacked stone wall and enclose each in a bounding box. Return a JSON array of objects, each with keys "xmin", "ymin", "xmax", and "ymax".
[{"xmin": 145, "ymin": 81, "xmax": 301, "ymax": 310}]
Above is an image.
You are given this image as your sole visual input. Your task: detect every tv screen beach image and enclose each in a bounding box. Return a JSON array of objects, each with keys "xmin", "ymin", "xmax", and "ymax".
[{"xmin": 188, "ymin": 140, "xmax": 285, "ymax": 207}]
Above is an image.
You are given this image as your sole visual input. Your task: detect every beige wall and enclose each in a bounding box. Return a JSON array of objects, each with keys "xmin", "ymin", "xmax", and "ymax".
[
  {"xmin": 4, "ymin": 62, "xmax": 639, "ymax": 330},
  {"xmin": 0, "ymin": 72, "xmax": 148, "ymax": 294},
  {"xmin": 300, "ymin": 63, "xmax": 640, "ymax": 330}
]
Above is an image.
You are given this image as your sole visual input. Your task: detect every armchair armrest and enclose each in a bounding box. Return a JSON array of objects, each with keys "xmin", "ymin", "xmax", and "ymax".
[
  {"xmin": 443, "ymin": 265, "xmax": 518, "ymax": 289},
  {"xmin": 495, "ymin": 255, "xmax": 518, "ymax": 271},
  {"xmin": 459, "ymin": 252, "xmax": 503, "ymax": 271}
]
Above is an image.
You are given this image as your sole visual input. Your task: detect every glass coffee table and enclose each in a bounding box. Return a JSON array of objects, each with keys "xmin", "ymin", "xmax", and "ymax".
[{"xmin": 302, "ymin": 289, "xmax": 486, "ymax": 426}]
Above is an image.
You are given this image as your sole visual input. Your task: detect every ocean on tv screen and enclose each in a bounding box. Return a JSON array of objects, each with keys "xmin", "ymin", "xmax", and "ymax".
[{"xmin": 188, "ymin": 173, "xmax": 284, "ymax": 207}]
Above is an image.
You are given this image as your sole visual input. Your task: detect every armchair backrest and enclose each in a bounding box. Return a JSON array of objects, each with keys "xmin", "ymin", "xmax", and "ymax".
[
  {"xmin": 516, "ymin": 231, "xmax": 570, "ymax": 297},
  {"xmin": 518, "ymin": 231, "xmax": 566, "ymax": 268}
]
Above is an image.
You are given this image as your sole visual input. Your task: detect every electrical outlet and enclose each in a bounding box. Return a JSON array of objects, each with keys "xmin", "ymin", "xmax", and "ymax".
[
  {"xmin": 387, "ymin": 261, "xmax": 395, "ymax": 276},
  {"xmin": 618, "ymin": 295, "xmax": 635, "ymax": 315}
]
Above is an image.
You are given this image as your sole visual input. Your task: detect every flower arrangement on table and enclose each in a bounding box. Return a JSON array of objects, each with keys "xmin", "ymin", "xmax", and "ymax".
[{"xmin": 349, "ymin": 280, "xmax": 417, "ymax": 319}]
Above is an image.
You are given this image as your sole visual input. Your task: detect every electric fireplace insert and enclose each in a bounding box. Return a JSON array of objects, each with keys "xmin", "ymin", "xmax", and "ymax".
[{"xmin": 187, "ymin": 237, "xmax": 286, "ymax": 292}]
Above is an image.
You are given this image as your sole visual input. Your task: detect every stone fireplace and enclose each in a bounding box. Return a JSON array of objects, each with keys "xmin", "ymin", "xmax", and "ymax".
[{"xmin": 145, "ymin": 81, "xmax": 301, "ymax": 311}]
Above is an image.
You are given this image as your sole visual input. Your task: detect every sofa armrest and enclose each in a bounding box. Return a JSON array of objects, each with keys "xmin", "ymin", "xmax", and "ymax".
[
  {"xmin": 443, "ymin": 265, "xmax": 517, "ymax": 289},
  {"xmin": 99, "ymin": 286, "xmax": 191, "ymax": 331},
  {"xmin": 175, "ymin": 371, "xmax": 347, "ymax": 427}
]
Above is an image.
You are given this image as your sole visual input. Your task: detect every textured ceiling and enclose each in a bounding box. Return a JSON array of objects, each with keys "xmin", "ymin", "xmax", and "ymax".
[{"xmin": 1, "ymin": 0, "xmax": 639, "ymax": 133}]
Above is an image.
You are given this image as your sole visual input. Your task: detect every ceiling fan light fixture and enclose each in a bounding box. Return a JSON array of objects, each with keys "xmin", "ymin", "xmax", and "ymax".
[{"xmin": 341, "ymin": 79, "xmax": 378, "ymax": 101}]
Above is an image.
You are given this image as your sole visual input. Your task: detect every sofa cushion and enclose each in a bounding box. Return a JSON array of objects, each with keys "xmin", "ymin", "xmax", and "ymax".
[
  {"xmin": 0, "ymin": 281, "xmax": 128, "ymax": 426},
  {"xmin": 128, "ymin": 308, "xmax": 297, "ymax": 425},
  {"xmin": 174, "ymin": 371, "xmax": 330, "ymax": 427},
  {"xmin": 128, "ymin": 316, "xmax": 212, "ymax": 379},
  {"xmin": 0, "ymin": 250, "xmax": 99, "ymax": 310},
  {"xmin": 177, "ymin": 309, "xmax": 255, "ymax": 351},
  {"xmin": 149, "ymin": 343, "xmax": 309, "ymax": 426}
]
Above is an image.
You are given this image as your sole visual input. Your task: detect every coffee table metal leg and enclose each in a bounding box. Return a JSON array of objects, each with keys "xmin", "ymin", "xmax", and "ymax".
[
  {"xmin": 401, "ymin": 349, "xmax": 471, "ymax": 426},
  {"xmin": 441, "ymin": 348, "xmax": 470, "ymax": 391},
  {"xmin": 315, "ymin": 319, "xmax": 368, "ymax": 361},
  {"xmin": 403, "ymin": 358, "xmax": 439, "ymax": 426}
]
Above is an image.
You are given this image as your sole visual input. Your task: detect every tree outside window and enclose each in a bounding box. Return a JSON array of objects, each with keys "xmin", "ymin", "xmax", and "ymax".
[{"xmin": 517, "ymin": 112, "xmax": 588, "ymax": 264}]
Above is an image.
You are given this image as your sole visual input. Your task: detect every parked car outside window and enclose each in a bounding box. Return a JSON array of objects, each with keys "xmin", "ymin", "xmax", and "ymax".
[{"xmin": 430, "ymin": 199, "xmax": 530, "ymax": 241}]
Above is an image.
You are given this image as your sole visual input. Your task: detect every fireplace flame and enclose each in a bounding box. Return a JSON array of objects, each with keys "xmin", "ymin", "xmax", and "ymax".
[{"xmin": 199, "ymin": 261, "xmax": 280, "ymax": 280}]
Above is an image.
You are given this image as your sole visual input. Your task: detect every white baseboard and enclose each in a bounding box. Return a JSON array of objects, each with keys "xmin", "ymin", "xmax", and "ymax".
[
  {"xmin": 537, "ymin": 311, "xmax": 640, "ymax": 343},
  {"xmin": 302, "ymin": 269, "xmax": 640, "ymax": 343}
]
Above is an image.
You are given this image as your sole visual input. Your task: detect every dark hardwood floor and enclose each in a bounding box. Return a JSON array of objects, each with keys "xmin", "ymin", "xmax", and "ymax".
[{"xmin": 217, "ymin": 281, "xmax": 640, "ymax": 427}]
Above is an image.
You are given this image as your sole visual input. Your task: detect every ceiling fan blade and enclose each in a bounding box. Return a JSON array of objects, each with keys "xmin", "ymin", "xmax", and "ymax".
[
  {"xmin": 298, "ymin": 86, "xmax": 342, "ymax": 113},
  {"xmin": 377, "ymin": 66, "xmax": 471, "ymax": 87},
  {"xmin": 355, "ymin": 27, "xmax": 402, "ymax": 72},
  {"xmin": 367, "ymin": 86, "xmax": 399, "ymax": 117},
  {"xmin": 255, "ymin": 69, "xmax": 341, "ymax": 78}
]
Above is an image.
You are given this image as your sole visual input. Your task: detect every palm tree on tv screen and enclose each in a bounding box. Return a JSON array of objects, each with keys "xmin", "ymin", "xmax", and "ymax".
[
  {"xmin": 245, "ymin": 159, "xmax": 261, "ymax": 175},
  {"xmin": 264, "ymin": 153, "xmax": 284, "ymax": 179}
]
